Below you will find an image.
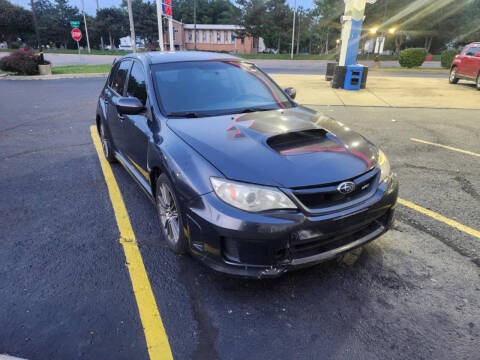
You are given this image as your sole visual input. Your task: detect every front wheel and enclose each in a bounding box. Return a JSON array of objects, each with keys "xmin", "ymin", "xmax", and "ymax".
[
  {"xmin": 476, "ymin": 73, "xmax": 480, "ymax": 90},
  {"xmin": 449, "ymin": 67, "xmax": 459, "ymax": 84},
  {"xmin": 155, "ymin": 174, "xmax": 188, "ymax": 254}
]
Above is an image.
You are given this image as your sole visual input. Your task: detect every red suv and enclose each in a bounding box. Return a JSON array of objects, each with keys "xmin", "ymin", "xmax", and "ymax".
[{"xmin": 450, "ymin": 43, "xmax": 480, "ymax": 90}]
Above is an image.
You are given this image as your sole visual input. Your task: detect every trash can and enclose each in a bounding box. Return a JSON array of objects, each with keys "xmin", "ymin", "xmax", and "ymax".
[
  {"xmin": 344, "ymin": 65, "xmax": 364, "ymax": 90},
  {"xmin": 325, "ymin": 62, "xmax": 337, "ymax": 81}
]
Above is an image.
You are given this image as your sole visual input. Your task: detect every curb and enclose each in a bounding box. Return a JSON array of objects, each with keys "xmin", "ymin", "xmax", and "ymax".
[{"xmin": 0, "ymin": 73, "xmax": 108, "ymax": 80}]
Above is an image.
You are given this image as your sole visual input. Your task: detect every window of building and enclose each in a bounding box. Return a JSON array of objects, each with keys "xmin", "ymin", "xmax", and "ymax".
[
  {"xmin": 196, "ymin": 30, "xmax": 199, "ymax": 42},
  {"xmin": 210, "ymin": 31, "xmax": 213, "ymax": 42},
  {"xmin": 203, "ymin": 31, "xmax": 206, "ymax": 42},
  {"xmin": 217, "ymin": 32, "xmax": 221, "ymax": 43},
  {"xmin": 188, "ymin": 31, "xmax": 192, "ymax": 42},
  {"xmin": 224, "ymin": 31, "xmax": 228, "ymax": 42},
  {"xmin": 173, "ymin": 28, "xmax": 178, "ymax": 41},
  {"xmin": 232, "ymin": 32, "xmax": 235, "ymax": 44},
  {"xmin": 126, "ymin": 62, "xmax": 147, "ymax": 106},
  {"xmin": 241, "ymin": 38, "xmax": 245, "ymax": 45}
]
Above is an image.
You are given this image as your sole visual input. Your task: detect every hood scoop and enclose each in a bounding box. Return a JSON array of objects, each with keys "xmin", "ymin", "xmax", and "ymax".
[{"xmin": 267, "ymin": 129, "xmax": 345, "ymax": 156}]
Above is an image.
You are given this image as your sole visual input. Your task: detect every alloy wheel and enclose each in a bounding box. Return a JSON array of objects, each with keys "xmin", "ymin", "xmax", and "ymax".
[
  {"xmin": 450, "ymin": 68, "xmax": 456, "ymax": 83},
  {"xmin": 100, "ymin": 124, "xmax": 109, "ymax": 158},
  {"xmin": 156, "ymin": 183, "xmax": 180, "ymax": 245}
]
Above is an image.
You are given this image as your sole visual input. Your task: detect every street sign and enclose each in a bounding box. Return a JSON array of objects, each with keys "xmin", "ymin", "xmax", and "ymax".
[
  {"xmin": 70, "ymin": 21, "xmax": 80, "ymax": 29},
  {"xmin": 162, "ymin": 0, "xmax": 172, "ymax": 16},
  {"xmin": 71, "ymin": 28, "xmax": 82, "ymax": 42}
]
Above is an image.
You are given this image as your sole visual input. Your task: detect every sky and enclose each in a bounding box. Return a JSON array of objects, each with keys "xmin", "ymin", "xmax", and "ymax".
[{"xmin": 11, "ymin": 0, "xmax": 312, "ymax": 16}]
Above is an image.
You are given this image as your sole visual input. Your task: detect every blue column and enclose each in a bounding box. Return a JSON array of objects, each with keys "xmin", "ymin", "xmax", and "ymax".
[{"xmin": 345, "ymin": 18, "xmax": 363, "ymax": 65}]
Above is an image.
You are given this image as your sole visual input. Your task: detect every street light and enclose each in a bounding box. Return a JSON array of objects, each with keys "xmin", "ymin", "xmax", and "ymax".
[
  {"xmin": 370, "ymin": 27, "xmax": 377, "ymax": 34},
  {"xmin": 388, "ymin": 27, "xmax": 396, "ymax": 35},
  {"xmin": 336, "ymin": 39, "xmax": 341, "ymax": 45}
]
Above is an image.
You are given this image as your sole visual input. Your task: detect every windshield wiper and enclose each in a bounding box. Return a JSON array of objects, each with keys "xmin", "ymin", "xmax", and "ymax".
[
  {"xmin": 167, "ymin": 111, "xmax": 205, "ymax": 118},
  {"xmin": 231, "ymin": 107, "xmax": 277, "ymax": 115}
]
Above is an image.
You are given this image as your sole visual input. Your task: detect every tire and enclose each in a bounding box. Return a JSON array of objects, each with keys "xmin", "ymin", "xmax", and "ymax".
[
  {"xmin": 99, "ymin": 122, "xmax": 117, "ymax": 163},
  {"xmin": 449, "ymin": 66, "xmax": 459, "ymax": 84},
  {"xmin": 476, "ymin": 73, "xmax": 480, "ymax": 91},
  {"xmin": 155, "ymin": 173, "xmax": 187, "ymax": 254}
]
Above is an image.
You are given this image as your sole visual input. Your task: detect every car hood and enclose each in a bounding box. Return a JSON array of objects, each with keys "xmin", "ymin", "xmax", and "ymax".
[{"xmin": 167, "ymin": 107, "xmax": 378, "ymax": 188}]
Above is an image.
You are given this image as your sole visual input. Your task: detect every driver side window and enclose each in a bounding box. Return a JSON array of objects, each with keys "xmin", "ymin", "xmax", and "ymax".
[{"xmin": 126, "ymin": 62, "xmax": 148, "ymax": 106}]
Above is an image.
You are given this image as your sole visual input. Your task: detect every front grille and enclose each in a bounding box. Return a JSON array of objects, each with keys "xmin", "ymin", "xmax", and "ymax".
[
  {"xmin": 281, "ymin": 213, "xmax": 387, "ymax": 260},
  {"xmin": 291, "ymin": 168, "xmax": 379, "ymax": 213}
]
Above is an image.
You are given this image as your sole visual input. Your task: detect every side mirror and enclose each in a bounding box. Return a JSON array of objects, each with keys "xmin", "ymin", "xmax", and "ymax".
[
  {"xmin": 114, "ymin": 97, "xmax": 144, "ymax": 115},
  {"xmin": 475, "ymin": 53, "xmax": 480, "ymax": 57},
  {"xmin": 284, "ymin": 87, "xmax": 296, "ymax": 100}
]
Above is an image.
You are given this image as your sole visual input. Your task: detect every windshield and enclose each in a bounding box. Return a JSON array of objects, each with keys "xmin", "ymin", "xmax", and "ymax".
[{"xmin": 152, "ymin": 60, "xmax": 294, "ymax": 117}]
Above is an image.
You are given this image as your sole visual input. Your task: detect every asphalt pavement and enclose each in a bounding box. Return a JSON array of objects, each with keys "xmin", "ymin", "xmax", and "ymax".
[{"xmin": 0, "ymin": 77, "xmax": 479, "ymax": 360}]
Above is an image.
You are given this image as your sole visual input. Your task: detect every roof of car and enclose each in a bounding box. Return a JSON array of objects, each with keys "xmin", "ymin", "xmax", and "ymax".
[{"xmin": 123, "ymin": 51, "xmax": 242, "ymax": 64}]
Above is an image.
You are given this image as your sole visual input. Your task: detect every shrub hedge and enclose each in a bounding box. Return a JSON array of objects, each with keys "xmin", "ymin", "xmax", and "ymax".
[
  {"xmin": 441, "ymin": 50, "xmax": 460, "ymax": 68},
  {"xmin": 0, "ymin": 50, "xmax": 49, "ymax": 75},
  {"xmin": 399, "ymin": 48, "xmax": 428, "ymax": 68}
]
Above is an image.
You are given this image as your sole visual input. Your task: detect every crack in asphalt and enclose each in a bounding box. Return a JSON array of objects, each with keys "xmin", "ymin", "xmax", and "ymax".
[
  {"xmin": 178, "ymin": 261, "xmax": 219, "ymax": 360},
  {"xmin": 396, "ymin": 211, "xmax": 480, "ymax": 268},
  {"xmin": 454, "ymin": 176, "xmax": 480, "ymax": 203},
  {"xmin": 396, "ymin": 163, "xmax": 477, "ymax": 176}
]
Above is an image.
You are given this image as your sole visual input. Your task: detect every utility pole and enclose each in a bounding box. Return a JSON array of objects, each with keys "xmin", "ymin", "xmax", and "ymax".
[
  {"xmin": 96, "ymin": 0, "xmax": 104, "ymax": 50},
  {"xmin": 290, "ymin": 0, "xmax": 296, "ymax": 60},
  {"xmin": 127, "ymin": 0, "xmax": 137, "ymax": 53},
  {"xmin": 81, "ymin": 0, "xmax": 91, "ymax": 53},
  {"xmin": 30, "ymin": 0, "xmax": 41, "ymax": 49},
  {"xmin": 193, "ymin": 0, "xmax": 197, "ymax": 50},
  {"xmin": 156, "ymin": 0, "xmax": 164, "ymax": 50},
  {"xmin": 168, "ymin": 18, "xmax": 174, "ymax": 51},
  {"xmin": 296, "ymin": 9, "xmax": 301, "ymax": 55}
]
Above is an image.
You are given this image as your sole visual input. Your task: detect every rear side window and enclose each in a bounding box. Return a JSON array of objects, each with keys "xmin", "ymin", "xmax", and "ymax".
[
  {"xmin": 108, "ymin": 62, "xmax": 119, "ymax": 87},
  {"xmin": 126, "ymin": 62, "xmax": 148, "ymax": 105},
  {"xmin": 111, "ymin": 60, "xmax": 132, "ymax": 95}
]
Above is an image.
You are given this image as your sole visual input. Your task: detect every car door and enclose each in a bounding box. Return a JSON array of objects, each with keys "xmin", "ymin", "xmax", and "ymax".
[
  {"xmin": 470, "ymin": 46, "xmax": 480, "ymax": 79},
  {"xmin": 462, "ymin": 46, "xmax": 477, "ymax": 78},
  {"xmin": 122, "ymin": 60, "xmax": 151, "ymax": 181},
  {"xmin": 104, "ymin": 59, "xmax": 133, "ymax": 154}
]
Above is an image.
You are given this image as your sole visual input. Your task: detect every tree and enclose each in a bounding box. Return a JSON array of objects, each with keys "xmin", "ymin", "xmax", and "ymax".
[
  {"xmin": 96, "ymin": 8, "xmax": 128, "ymax": 49},
  {"xmin": 0, "ymin": 0, "xmax": 34, "ymax": 46},
  {"xmin": 265, "ymin": 0, "xmax": 291, "ymax": 53}
]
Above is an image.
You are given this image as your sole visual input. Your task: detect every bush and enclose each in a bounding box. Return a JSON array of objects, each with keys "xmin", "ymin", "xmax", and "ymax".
[
  {"xmin": 399, "ymin": 48, "xmax": 428, "ymax": 68},
  {"xmin": 0, "ymin": 50, "xmax": 43, "ymax": 75},
  {"xmin": 441, "ymin": 49, "xmax": 460, "ymax": 68},
  {"xmin": 10, "ymin": 41, "xmax": 21, "ymax": 49}
]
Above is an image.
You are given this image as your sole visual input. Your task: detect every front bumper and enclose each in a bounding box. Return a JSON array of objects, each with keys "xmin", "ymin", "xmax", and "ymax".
[{"xmin": 185, "ymin": 175, "xmax": 398, "ymax": 278}]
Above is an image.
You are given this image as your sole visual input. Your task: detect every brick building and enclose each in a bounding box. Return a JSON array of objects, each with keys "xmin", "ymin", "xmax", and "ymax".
[{"xmin": 164, "ymin": 23, "xmax": 260, "ymax": 54}]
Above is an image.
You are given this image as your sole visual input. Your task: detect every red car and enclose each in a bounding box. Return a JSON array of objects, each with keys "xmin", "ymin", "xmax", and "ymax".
[{"xmin": 450, "ymin": 42, "xmax": 480, "ymax": 90}]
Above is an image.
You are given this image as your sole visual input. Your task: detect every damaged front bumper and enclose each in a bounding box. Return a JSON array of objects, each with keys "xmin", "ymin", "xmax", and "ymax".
[{"xmin": 184, "ymin": 175, "xmax": 398, "ymax": 279}]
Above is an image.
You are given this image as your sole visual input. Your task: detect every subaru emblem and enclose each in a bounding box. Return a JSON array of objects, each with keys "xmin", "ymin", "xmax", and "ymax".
[{"xmin": 337, "ymin": 181, "xmax": 355, "ymax": 194}]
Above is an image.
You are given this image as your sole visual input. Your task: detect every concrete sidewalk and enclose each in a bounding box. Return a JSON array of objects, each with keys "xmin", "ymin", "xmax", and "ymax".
[{"xmin": 272, "ymin": 74, "xmax": 480, "ymax": 110}]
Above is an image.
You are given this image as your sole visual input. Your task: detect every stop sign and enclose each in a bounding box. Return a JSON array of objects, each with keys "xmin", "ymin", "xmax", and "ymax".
[{"xmin": 71, "ymin": 28, "xmax": 82, "ymax": 42}]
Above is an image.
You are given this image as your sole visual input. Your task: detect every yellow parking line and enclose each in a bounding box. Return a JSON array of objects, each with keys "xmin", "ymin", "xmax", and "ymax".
[
  {"xmin": 90, "ymin": 126, "xmax": 173, "ymax": 360},
  {"xmin": 410, "ymin": 138, "xmax": 480, "ymax": 158},
  {"xmin": 398, "ymin": 198, "xmax": 480, "ymax": 239}
]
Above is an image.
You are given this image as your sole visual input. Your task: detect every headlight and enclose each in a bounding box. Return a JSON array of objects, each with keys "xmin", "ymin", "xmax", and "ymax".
[
  {"xmin": 378, "ymin": 150, "xmax": 391, "ymax": 183},
  {"xmin": 210, "ymin": 177, "xmax": 297, "ymax": 212}
]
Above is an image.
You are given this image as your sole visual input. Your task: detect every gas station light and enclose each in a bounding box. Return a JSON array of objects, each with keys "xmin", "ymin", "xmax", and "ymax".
[
  {"xmin": 336, "ymin": 39, "xmax": 341, "ymax": 45},
  {"xmin": 370, "ymin": 27, "xmax": 377, "ymax": 34},
  {"xmin": 388, "ymin": 27, "xmax": 396, "ymax": 34}
]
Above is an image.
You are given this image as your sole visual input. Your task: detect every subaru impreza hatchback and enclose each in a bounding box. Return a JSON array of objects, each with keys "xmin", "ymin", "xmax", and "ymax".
[{"xmin": 96, "ymin": 51, "xmax": 398, "ymax": 278}]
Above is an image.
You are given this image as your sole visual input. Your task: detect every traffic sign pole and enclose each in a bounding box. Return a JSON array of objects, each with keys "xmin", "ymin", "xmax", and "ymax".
[{"xmin": 77, "ymin": 40, "xmax": 80, "ymax": 55}]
